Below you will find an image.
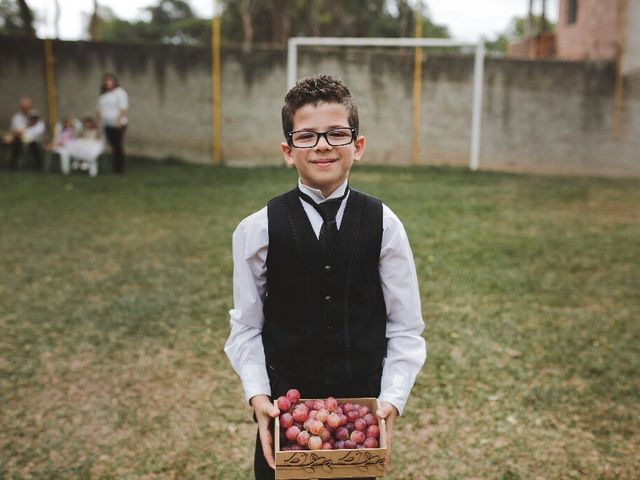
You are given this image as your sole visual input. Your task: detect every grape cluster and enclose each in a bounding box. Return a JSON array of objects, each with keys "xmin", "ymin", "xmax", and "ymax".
[{"xmin": 276, "ymin": 389, "xmax": 381, "ymax": 451}]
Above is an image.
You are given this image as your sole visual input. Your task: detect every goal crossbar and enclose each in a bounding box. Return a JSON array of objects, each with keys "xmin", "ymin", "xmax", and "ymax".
[{"xmin": 287, "ymin": 37, "xmax": 485, "ymax": 170}]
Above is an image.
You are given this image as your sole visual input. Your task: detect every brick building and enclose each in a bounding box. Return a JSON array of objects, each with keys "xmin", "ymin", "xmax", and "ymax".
[
  {"xmin": 556, "ymin": 0, "xmax": 640, "ymax": 75},
  {"xmin": 508, "ymin": 0, "xmax": 639, "ymax": 77}
]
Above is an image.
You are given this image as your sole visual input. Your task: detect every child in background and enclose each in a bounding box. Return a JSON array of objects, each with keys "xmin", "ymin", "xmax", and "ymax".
[{"xmin": 48, "ymin": 116, "xmax": 77, "ymax": 175}]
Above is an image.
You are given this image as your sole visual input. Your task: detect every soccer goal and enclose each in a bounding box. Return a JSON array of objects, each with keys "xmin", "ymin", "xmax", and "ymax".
[{"xmin": 287, "ymin": 37, "xmax": 485, "ymax": 170}]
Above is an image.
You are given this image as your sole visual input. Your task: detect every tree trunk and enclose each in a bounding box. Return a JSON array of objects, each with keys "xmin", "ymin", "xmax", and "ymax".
[
  {"xmin": 88, "ymin": 0, "xmax": 99, "ymax": 41},
  {"xmin": 271, "ymin": 0, "xmax": 289, "ymax": 47},
  {"xmin": 396, "ymin": 0, "xmax": 411, "ymax": 37},
  {"xmin": 526, "ymin": 0, "xmax": 534, "ymax": 37},
  {"xmin": 308, "ymin": 0, "xmax": 320, "ymax": 37},
  {"xmin": 237, "ymin": 1, "xmax": 254, "ymax": 52},
  {"xmin": 17, "ymin": 0, "xmax": 36, "ymax": 37}
]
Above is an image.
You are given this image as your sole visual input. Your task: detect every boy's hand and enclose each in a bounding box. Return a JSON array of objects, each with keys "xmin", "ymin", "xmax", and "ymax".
[
  {"xmin": 376, "ymin": 401, "xmax": 399, "ymax": 467},
  {"xmin": 251, "ymin": 394, "xmax": 280, "ymax": 470}
]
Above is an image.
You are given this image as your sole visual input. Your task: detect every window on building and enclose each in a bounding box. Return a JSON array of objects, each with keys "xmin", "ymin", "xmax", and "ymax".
[{"xmin": 567, "ymin": 0, "xmax": 578, "ymax": 24}]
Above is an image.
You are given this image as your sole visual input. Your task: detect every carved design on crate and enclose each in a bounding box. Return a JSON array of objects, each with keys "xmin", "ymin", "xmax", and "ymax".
[{"xmin": 280, "ymin": 451, "xmax": 386, "ymax": 473}]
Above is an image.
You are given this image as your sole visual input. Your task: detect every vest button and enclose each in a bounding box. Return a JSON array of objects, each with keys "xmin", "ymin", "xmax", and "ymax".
[
  {"xmin": 324, "ymin": 295, "xmax": 332, "ymax": 303},
  {"xmin": 326, "ymin": 325, "xmax": 333, "ymax": 332},
  {"xmin": 324, "ymin": 265, "xmax": 332, "ymax": 274}
]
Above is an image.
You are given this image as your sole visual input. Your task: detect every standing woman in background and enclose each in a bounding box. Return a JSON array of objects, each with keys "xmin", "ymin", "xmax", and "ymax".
[{"xmin": 96, "ymin": 73, "xmax": 128, "ymax": 174}]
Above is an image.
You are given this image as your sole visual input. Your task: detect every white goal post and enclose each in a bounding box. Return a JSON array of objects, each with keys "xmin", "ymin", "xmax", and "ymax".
[{"xmin": 287, "ymin": 37, "xmax": 485, "ymax": 170}]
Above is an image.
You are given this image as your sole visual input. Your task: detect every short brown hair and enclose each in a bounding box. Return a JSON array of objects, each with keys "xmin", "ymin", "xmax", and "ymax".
[{"xmin": 281, "ymin": 74, "xmax": 359, "ymax": 143}]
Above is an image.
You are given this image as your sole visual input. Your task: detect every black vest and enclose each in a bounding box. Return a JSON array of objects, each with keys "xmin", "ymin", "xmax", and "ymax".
[{"xmin": 262, "ymin": 188, "xmax": 387, "ymax": 398}]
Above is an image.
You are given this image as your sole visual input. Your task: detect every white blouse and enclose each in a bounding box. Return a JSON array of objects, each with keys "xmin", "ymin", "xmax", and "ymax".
[{"xmin": 96, "ymin": 87, "xmax": 128, "ymax": 127}]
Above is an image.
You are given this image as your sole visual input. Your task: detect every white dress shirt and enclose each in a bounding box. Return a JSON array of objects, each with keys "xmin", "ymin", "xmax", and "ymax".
[
  {"xmin": 224, "ymin": 179, "xmax": 426, "ymax": 415},
  {"xmin": 96, "ymin": 87, "xmax": 129, "ymax": 127}
]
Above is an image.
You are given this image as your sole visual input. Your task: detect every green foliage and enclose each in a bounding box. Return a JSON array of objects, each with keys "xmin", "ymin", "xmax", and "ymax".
[
  {"xmin": 0, "ymin": 0, "xmax": 29, "ymax": 35},
  {"xmin": 96, "ymin": 0, "xmax": 210, "ymax": 45},
  {"xmin": 95, "ymin": 0, "xmax": 448, "ymax": 47}
]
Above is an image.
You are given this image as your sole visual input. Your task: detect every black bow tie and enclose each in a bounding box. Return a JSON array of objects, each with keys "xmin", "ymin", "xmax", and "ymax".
[{"xmin": 297, "ymin": 187, "xmax": 349, "ymax": 251}]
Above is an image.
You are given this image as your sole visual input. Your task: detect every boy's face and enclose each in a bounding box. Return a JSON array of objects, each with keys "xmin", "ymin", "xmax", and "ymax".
[{"xmin": 281, "ymin": 102, "xmax": 365, "ymax": 198}]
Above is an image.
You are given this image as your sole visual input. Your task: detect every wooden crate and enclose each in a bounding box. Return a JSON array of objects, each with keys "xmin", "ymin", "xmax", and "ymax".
[{"xmin": 274, "ymin": 397, "xmax": 388, "ymax": 479}]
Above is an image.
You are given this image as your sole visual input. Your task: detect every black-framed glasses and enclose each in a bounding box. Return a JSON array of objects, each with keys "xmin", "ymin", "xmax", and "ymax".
[{"xmin": 287, "ymin": 127, "xmax": 357, "ymax": 148}]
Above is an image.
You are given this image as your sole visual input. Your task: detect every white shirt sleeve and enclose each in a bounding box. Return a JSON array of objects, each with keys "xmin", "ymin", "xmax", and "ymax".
[
  {"xmin": 377, "ymin": 204, "xmax": 427, "ymax": 415},
  {"xmin": 117, "ymin": 87, "xmax": 129, "ymax": 110},
  {"xmin": 223, "ymin": 207, "xmax": 272, "ymax": 403}
]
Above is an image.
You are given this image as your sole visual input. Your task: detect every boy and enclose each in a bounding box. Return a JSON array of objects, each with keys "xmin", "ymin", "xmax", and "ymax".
[{"xmin": 225, "ymin": 74, "xmax": 426, "ymax": 479}]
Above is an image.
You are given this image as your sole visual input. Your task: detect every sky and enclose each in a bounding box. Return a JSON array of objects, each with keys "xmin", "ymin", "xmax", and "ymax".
[{"xmin": 30, "ymin": 0, "xmax": 559, "ymax": 43}]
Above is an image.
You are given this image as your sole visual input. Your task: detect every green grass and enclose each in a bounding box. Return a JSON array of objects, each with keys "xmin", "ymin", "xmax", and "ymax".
[{"xmin": 1, "ymin": 161, "xmax": 639, "ymax": 479}]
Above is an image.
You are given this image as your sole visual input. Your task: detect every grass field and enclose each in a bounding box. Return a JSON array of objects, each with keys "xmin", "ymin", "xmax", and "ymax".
[{"xmin": 1, "ymin": 161, "xmax": 639, "ymax": 479}]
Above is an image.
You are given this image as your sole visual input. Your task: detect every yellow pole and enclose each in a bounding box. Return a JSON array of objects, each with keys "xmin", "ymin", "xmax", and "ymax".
[
  {"xmin": 612, "ymin": 0, "xmax": 627, "ymax": 138},
  {"xmin": 411, "ymin": 13, "xmax": 423, "ymax": 166},
  {"xmin": 211, "ymin": 0, "xmax": 222, "ymax": 165},
  {"xmin": 43, "ymin": 38, "xmax": 58, "ymax": 136}
]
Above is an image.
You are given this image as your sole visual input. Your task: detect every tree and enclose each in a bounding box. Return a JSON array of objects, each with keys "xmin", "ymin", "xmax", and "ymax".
[
  {"xmin": 95, "ymin": 0, "xmax": 210, "ymax": 45},
  {"xmin": 90, "ymin": 0, "xmax": 449, "ymax": 49},
  {"xmin": 17, "ymin": 0, "xmax": 35, "ymax": 36},
  {"xmin": 0, "ymin": 0, "xmax": 36, "ymax": 36}
]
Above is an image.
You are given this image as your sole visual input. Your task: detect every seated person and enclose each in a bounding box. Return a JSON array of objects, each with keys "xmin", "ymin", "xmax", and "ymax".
[
  {"xmin": 47, "ymin": 116, "xmax": 78, "ymax": 175},
  {"xmin": 7, "ymin": 98, "xmax": 45, "ymax": 169},
  {"xmin": 57, "ymin": 115, "xmax": 104, "ymax": 177}
]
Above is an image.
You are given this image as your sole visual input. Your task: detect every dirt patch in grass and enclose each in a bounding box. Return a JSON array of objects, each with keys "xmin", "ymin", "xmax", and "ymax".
[{"xmin": 1, "ymin": 341, "xmax": 254, "ymax": 478}]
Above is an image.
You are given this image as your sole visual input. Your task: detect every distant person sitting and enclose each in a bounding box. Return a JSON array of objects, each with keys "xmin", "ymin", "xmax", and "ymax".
[
  {"xmin": 8, "ymin": 97, "xmax": 45, "ymax": 170},
  {"xmin": 48, "ymin": 116, "xmax": 78, "ymax": 175},
  {"xmin": 56, "ymin": 115, "xmax": 104, "ymax": 177}
]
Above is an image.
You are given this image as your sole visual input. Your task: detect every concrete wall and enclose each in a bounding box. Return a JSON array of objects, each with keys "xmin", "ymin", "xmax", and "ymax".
[{"xmin": 1, "ymin": 35, "xmax": 638, "ymax": 176}]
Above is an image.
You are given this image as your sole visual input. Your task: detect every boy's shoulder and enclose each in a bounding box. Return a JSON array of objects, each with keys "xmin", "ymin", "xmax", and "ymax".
[{"xmin": 233, "ymin": 205, "xmax": 267, "ymax": 237}]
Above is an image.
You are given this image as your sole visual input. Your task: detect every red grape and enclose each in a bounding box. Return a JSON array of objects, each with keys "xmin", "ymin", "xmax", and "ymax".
[
  {"xmin": 309, "ymin": 420, "xmax": 324, "ymax": 436},
  {"xmin": 296, "ymin": 430, "xmax": 310, "ymax": 447},
  {"xmin": 363, "ymin": 437, "xmax": 379, "ymax": 448},
  {"xmin": 307, "ymin": 435, "xmax": 323, "ymax": 450},
  {"xmin": 285, "ymin": 425, "xmax": 301, "ymax": 442},
  {"xmin": 354, "ymin": 418, "xmax": 367, "ymax": 432},
  {"xmin": 343, "ymin": 440, "xmax": 356, "ymax": 449},
  {"xmin": 350, "ymin": 430, "xmax": 366, "ymax": 445},
  {"xmin": 280, "ymin": 413, "xmax": 294, "ymax": 429},
  {"xmin": 286, "ymin": 389, "xmax": 301, "ymax": 404},
  {"xmin": 364, "ymin": 413, "xmax": 378, "ymax": 426},
  {"xmin": 366, "ymin": 424, "xmax": 380, "ymax": 439},
  {"xmin": 325, "ymin": 397, "xmax": 338, "ymax": 412},
  {"xmin": 346, "ymin": 409, "xmax": 359, "ymax": 423},
  {"xmin": 326, "ymin": 412, "xmax": 341, "ymax": 429},
  {"xmin": 338, "ymin": 414, "xmax": 348, "ymax": 426},
  {"xmin": 276, "ymin": 396, "xmax": 291, "ymax": 412},
  {"xmin": 292, "ymin": 406, "xmax": 309, "ymax": 423},
  {"xmin": 335, "ymin": 427, "xmax": 349, "ymax": 441},
  {"xmin": 316, "ymin": 408, "xmax": 329, "ymax": 423}
]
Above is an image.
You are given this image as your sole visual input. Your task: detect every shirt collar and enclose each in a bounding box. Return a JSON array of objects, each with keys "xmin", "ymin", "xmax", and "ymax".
[{"xmin": 298, "ymin": 178, "xmax": 349, "ymax": 203}]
